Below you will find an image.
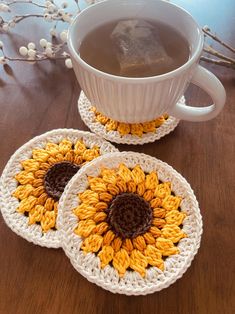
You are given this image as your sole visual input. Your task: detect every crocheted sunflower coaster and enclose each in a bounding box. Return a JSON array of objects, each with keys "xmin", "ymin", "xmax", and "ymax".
[
  {"xmin": 0, "ymin": 129, "xmax": 117, "ymax": 248},
  {"xmin": 58, "ymin": 152, "xmax": 202, "ymax": 295},
  {"xmin": 78, "ymin": 91, "xmax": 181, "ymax": 145}
]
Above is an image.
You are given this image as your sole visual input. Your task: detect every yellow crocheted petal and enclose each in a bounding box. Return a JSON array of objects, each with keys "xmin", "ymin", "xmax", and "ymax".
[
  {"xmin": 41, "ymin": 211, "xmax": 56, "ymax": 232},
  {"xmin": 154, "ymin": 182, "xmax": 171, "ymax": 199},
  {"xmin": 106, "ymin": 119, "xmax": 118, "ymax": 131},
  {"xmin": 32, "ymin": 178, "xmax": 44, "ymax": 188},
  {"xmin": 28, "ymin": 205, "xmax": 44, "ymax": 225},
  {"xmin": 12, "ymin": 184, "xmax": 33, "ymax": 200},
  {"xmin": 47, "ymin": 156, "xmax": 57, "ymax": 165},
  {"xmin": 137, "ymin": 181, "xmax": 146, "ymax": 196},
  {"xmin": 98, "ymin": 245, "xmax": 114, "ymax": 268},
  {"xmin": 162, "ymin": 195, "xmax": 182, "ymax": 211},
  {"xmin": 122, "ymin": 238, "xmax": 134, "ymax": 254},
  {"xmin": 81, "ymin": 234, "xmax": 103, "ymax": 253},
  {"xmin": 130, "ymin": 124, "xmax": 144, "ymax": 137},
  {"xmin": 165, "ymin": 210, "xmax": 187, "ymax": 226},
  {"xmin": 31, "ymin": 186, "xmax": 45, "ymax": 197},
  {"xmin": 129, "ymin": 249, "xmax": 148, "ymax": 277},
  {"xmin": 103, "ymin": 230, "xmax": 116, "ymax": 246},
  {"xmin": 153, "ymin": 207, "xmax": 166, "ymax": 219},
  {"xmin": 131, "ymin": 165, "xmax": 145, "ymax": 185},
  {"xmin": 98, "ymin": 192, "xmax": 113, "ymax": 203},
  {"xmin": 161, "ymin": 247, "xmax": 180, "ymax": 256},
  {"xmin": 107, "ymin": 183, "xmax": 119, "ymax": 196},
  {"xmin": 94, "ymin": 222, "xmax": 109, "ymax": 235},
  {"xmin": 32, "ymin": 149, "xmax": 50, "ymax": 163},
  {"xmin": 44, "ymin": 197, "xmax": 55, "ymax": 211},
  {"xmin": 144, "ymin": 245, "xmax": 164, "ymax": 270},
  {"xmin": 88, "ymin": 177, "xmax": 107, "ymax": 193},
  {"xmin": 64, "ymin": 150, "xmax": 75, "ymax": 163},
  {"xmin": 82, "ymin": 147, "xmax": 100, "ymax": 161},
  {"xmin": 21, "ymin": 159, "xmax": 40, "ymax": 172},
  {"xmin": 93, "ymin": 211, "xmax": 107, "ymax": 223},
  {"xmin": 90, "ymin": 106, "xmax": 97, "ymax": 113},
  {"xmin": 58, "ymin": 139, "xmax": 73, "ymax": 155},
  {"xmin": 112, "ymin": 248, "xmax": 130, "ymax": 277},
  {"xmin": 118, "ymin": 164, "xmax": 132, "ymax": 183},
  {"xmin": 15, "ymin": 171, "xmax": 35, "ymax": 185},
  {"xmin": 54, "ymin": 153, "xmax": 64, "ymax": 163},
  {"xmin": 111, "ymin": 237, "xmax": 123, "ymax": 252},
  {"xmin": 94, "ymin": 201, "xmax": 108, "ymax": 212},
  {"xmin": 73, "ymin": 203, "xmax": 96, "ymax": 220},
  {"xmin": 127, "ymin": 180, "xmax": 137, "ymax": 193},
  {"xmin": 36, "ymin": 192, "xmax": 48, "ymax": 206},
  {"xmin": 154, "ymin": 116, "xmax": 166, "ymax": 127},
  {"xmin": 143, "ymin": 189, "xmax": 154, "ymax": 202},
  {"xmin": 79, "ymin": 190, "xmax": 99, "ymax": 205},
  {"xmin": 96, "ymin": 113, "xmax": 109, "ymax": 125},
  {"xmin": 74, "ymin": 140, "xmax": 86, "ymax": 155},
  {"xmin": 150, "ymin": 197, "xmax": 162, "ymax": 208},
  {"xmin": 45, "ymin": 142, "xmax": 59, "ymax": 156},
  {"xmin": 152, "ymin": 218, "xmax": 166, "ymax": 229},
  {"xmin": 145, "ymin": 172, "xmax": 159, "ymax": 190},
  {"xmin": 74, "ymin": 155, "xmax": 84, "ymax": 165},
  {"xmin": 161, "ymin": 224, "xmax": 187, "ymax": 243},
  {"xmin": 149, "ymin": 226, "xmax": 161, "ymax": 238},
  {"xmin": 116, "ymin": 177, "xmax": 127, "ymax": 193},
  {"xmin": 54, "ymin": 202, "xmax": 58, "ymax": 214},
  {"xmin": 74, "ymin": 219, "xmax": 96, "ymax": 238},
  {"xmin": 132, "ymin": 235, "xmax": 147, "ymax": 251},
  {"xmin": 143, "ymin": 232, "xmax": 156, "ymax": 245},
  {"xmin": 17, "ymin": 196, "xmax": 38, "ymax": 214},
  {"xmin": 100, "ymin": 168, "xmax": 117, "ymax": 185},
  {"xmin": 155, "ymin": 237, "xmax": 179, "ymax": 255},
  {"xmin": 117, "ymin": 123, "xmax": 131, "ymax": 136},
  {"xmin": 142, "ymin": 121, "xmax": 156, "ymax": 133},
  {"xmin": 34, "ymin": 169, "xmax": 47, "ymax": 179},
  {"xmin": 39, "ymin": 162, "xmax": 51, "ymax": 171}
]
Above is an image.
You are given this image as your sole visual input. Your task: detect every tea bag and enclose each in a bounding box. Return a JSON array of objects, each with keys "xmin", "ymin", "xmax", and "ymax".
[{"xmin": 111, "ymin": 19, "xmax": 173, "ymax": 76}]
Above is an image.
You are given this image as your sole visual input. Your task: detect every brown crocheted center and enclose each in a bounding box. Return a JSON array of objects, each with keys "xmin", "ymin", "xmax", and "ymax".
[
  {"xmin": 44, "ymin": 161, "xmax": 80, "ymax": 201},
  {"xmin": 107, "ymin": 193, "xmax": 153, "ymax": 239}
]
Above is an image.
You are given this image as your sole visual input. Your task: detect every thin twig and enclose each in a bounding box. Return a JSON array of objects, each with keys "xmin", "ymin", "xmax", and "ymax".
[
  {"xmin": 13, "ymin": 13, "xmax": 44, "ymax": 23},
  {"xmin": 12, "ymin": 13, "xmax": 66, "ymax": 23},
  {"xmin": 6, "ymin": 0, "xmax": 46, "ymax": 8},
  {"xmin": 3, "ymin": 54, "xmax": 67, "ymax": 62},
  {"xmin": 203, "ymin": 45, "xmax": 235, "ymax": 64},
  {"xmin": 200, "ymin": 56, "xmax": 235, "ymax": 69},
  {"xmin": 74, "ymin": 0, "xmax": 80, "ymax": 10},
  {"xmin": 203, "ymin": 26, "xmax": 235, "ymax": 54}
]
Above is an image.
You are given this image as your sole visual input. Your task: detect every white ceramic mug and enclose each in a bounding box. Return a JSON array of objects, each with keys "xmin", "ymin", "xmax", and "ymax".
[{"xmin": 68, "ymin": 0, "xmax": 226, "ymax": 123}]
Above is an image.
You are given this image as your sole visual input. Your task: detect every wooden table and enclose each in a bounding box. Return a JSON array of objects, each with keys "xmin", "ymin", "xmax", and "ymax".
[{"xmin": 0, "ymin": 1, "xmax": 234, "ymax": 313}]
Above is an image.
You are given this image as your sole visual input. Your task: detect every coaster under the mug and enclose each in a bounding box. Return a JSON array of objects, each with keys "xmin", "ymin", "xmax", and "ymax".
[
  {"xmin": 0, "ymin": 129, "xmax": 117, "ymax": 248},
  {"xmin": 78, "ymin": 92, "xmax": 181, "ymax": 145}
]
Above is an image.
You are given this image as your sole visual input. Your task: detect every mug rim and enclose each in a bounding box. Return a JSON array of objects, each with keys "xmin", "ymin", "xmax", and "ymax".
[{"xmin": 68, "ymin": 0, "xmax": 204, "ymax": 82}]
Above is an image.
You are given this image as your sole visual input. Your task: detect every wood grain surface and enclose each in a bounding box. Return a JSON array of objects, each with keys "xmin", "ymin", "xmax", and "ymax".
[{"xmin": 0, "ymin": 1, "xmax": 235, "ymax": 313}]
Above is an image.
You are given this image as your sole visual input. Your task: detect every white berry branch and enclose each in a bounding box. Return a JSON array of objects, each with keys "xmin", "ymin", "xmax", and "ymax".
[{"xmin": 0, "ymin": 0, "xmax": 83, "ymax": 67}]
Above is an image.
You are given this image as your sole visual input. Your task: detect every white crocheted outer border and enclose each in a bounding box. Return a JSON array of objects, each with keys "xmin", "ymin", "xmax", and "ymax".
[
  {"xmin": 78, "ymin": 91, "xmax": 181, "ymax": 145},
  {"xmin": 58, "ymin": 152, "xmax": 203, "ymax": 295},
  {"xmin": 0, "ymin": 129, "xmax": 118, "ymax": 248}
]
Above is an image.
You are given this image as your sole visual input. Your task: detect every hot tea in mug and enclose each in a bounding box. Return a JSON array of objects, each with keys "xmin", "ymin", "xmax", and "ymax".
[{"xmin": 79, "ymin": 19, "xmax": 190, "ymax": 77}]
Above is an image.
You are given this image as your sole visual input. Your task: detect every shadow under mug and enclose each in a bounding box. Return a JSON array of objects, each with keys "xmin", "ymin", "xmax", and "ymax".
[{"xmin": 68, "ymin": 0, "xmax": 226, "ymax": 123}]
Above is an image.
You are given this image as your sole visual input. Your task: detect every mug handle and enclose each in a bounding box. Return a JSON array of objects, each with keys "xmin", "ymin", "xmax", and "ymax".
[{"xmin": 170, "ymin": 65, "xmax": 226, "ymax": 122}]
